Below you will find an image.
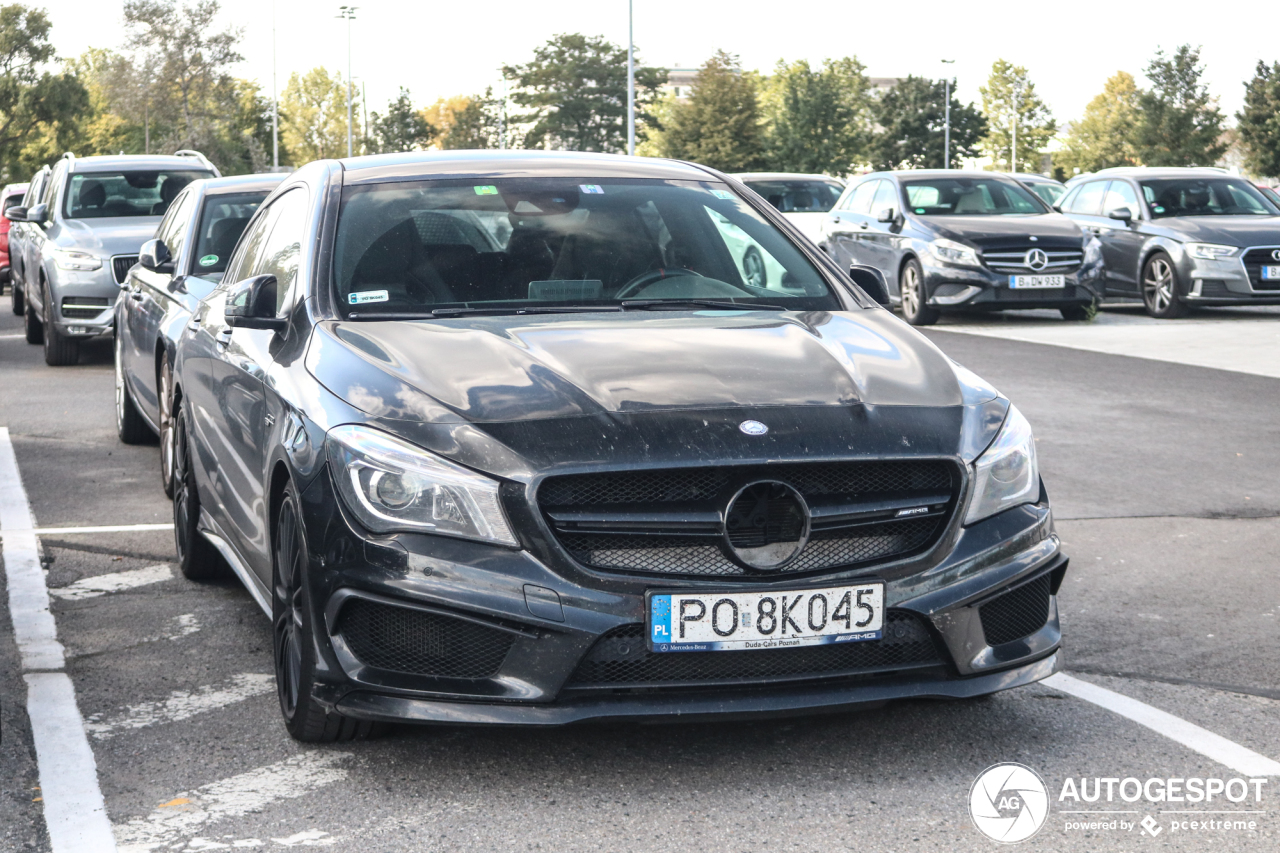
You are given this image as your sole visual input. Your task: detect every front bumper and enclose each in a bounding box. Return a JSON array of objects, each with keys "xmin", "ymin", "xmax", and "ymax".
[
  {"xmin": 47, "ymin": 266, "xmax": 118, "ymax": 336},
  {"xmin": 1178, "ymin": 251, "xmax": 1280, "ymax": 305},
  {"xmin": 297, "ymin": 465, "xmax": 1067, "ymax": 725},
  {"xmin": 921, "ymin": 255, "xmax": 1103, "ymax": 311}
]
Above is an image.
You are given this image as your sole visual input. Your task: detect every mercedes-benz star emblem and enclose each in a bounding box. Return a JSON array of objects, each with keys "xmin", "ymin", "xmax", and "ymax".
[
  {"xmin": 1025, "ymin": 248, "xmax": 1049, "ymax": 271},
  {"xmin": 738, "ymin": 420, "xmax": 768, "ymax": 436},
  {"xmin": 1272, "ymin": 249, "xmax": 1280, "ymax": 261},
  {"xmin": 723, "ymin": 481, "xmax": 810, "ymax": 570}
]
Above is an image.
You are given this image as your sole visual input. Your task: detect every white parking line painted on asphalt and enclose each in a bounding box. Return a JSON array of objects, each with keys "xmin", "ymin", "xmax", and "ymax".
[
  {"xmin": 112, "ymin": 752, "xmax": 351, "ymax": 853},
  {"xmin": 85, "ymin": 673, "xmax": 274, "ymax": 740},
  {"xmin": 0, "ymin": 427, "xmax": 118, "ymax": 852},
  {"xmin": 35, "ymin": 522, "xmax": 175, "ymax": 535},
  {"xmin": 1047, "ymin": 672, "xmax": 1280, "ymax": 777},
  {"xmin": 49, "ymin": 564, "xmax": 174, "ymax": 600}
]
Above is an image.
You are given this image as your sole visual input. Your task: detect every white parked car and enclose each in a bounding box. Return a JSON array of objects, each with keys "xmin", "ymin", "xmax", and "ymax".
[{"xmin": 732, "ymin": 172, "xmax": 845, "ymax": 244}]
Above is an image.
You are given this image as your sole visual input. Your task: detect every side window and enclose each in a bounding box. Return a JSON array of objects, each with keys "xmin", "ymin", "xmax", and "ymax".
[
  {"xmin": 252, "ymin": 189, "xmax": 309, "ymax": 312},
  {"xmin": 1103, "ymin": 181, "xmax": 1140, "ymax": 216},
  {"xmin": 157, "ymin": 190, "xmax": 196, "ymax": 262},
  {"xmin": 871, "ymin": 181, "xmax": 899, "ymax": 216},
  {"xmin": 1066, "ymin": 181, "xmax": 1107, "ymax": 216},
  {"xmin": 221, "ymin": 204, "xmax": 275, "ymax": 286},
  {"xmin": 845, "ymin": 181, "xmax": 879, "ymax": 215},
  {"xmin": 23, "ymin": 173, "xmax": 43, "ymax": 207},
  {"xmin": 41, "ymin": 165, "xmax": 62, "ymax": 208}
]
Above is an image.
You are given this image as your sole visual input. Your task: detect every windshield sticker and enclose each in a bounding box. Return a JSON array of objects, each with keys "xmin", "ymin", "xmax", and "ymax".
[
  {"xmin": 711, "ymin": 190, "xmax": 735, "ymax": 200},
  {"xmin": 473, "ymin": 185, "xmax": 499, "ymax": 196},
  {"xmin": 579, "ymin": 184, "xmax": 604, "ymax": 194},
  {"xmin": 914, "ymin": 208, "xmax": 926, "ymax": 214},
  {"xmin": 198, "ymin": 254, "xmax": 219, "ymax": 267},
  {"xmin": 348, "ymin": 290, "xmax": 389, "ymax": 305},
  {"xmin": 1153, "ymin": 205, "xmax": 1165, "ymax": 213}
]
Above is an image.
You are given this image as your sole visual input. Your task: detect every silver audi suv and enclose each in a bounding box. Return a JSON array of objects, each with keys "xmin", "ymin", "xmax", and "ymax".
[{"xmin": 10, "ymin": 151, "xmax": 218, "ymax": 364}]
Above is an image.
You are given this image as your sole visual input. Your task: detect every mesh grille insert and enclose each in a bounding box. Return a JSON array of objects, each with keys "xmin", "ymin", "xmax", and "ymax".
[
  {"xmin": 337, "ymin": 598, "xmax": 515, "ymax": 678},
  {"xmin": 112, "ymin": 255, "xmax": 138, "ymax": 284},
  {"xmin": 979, "ymin": 575, "xmax": 1052, "ymax": 646},
  {"xmin": 567, "ymin": 610, "xmax": 944, "ymax": 689}
]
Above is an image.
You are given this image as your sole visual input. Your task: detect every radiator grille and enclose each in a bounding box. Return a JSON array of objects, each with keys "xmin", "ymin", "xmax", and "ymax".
[
  {"xmin": 566, "ymin": 610, "xmax": 944, "ymax": 690},
  {"xmin": 983, "ymin": 247, "xmax": 1083, "ymax": 273},
  {"xmin": 1242, "ymin": 247, "xmax": 1280, "ymax": 291},
  {"xmin": 112, "ymin": 255, "xmax": 139, "ymax": 284},
  {"xmin": 337, "ymin": 598, "xmax": 515, "ymax": 678}
]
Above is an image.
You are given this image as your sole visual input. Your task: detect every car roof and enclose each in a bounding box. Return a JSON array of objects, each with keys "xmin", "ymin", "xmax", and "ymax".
[
  {"xmin": 732, "ymin": 172, "xmax": 844, "ymax": 183},
  {"xmin": 1078, "ymin": 167, "xmax": 1235, "ymax": 181},
  {"xmin": 864, "ymin": 169, "xmax": 1025, "ymax": 181},
  {"xmin": 66, "ymin": 154, "xmax": 218, "ymax": 174},
  {"xmin": 1012, "ymin": 173, "xmax": 1062, "ymax": 185},
  {"xmin": 339, "ymin": 149, "xmax": 717, "ymax": 185},
  {"xmin": 195, "ymin": 173, "xmax": 288, "ymax": 196},
  {"xmin": 2, "ymin": 183, "xmax": 29, "ymax": 194}
]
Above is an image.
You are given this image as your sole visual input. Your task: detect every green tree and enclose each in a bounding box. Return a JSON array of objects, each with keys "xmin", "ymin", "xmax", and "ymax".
[
  {"xmin": 761, "ymin": 57, "xmax": 871, "ymax": 174},
  {"xmin": 656, "ymin": 50, "xmax": 766, "ymax": 172},
  {"xmin": 868, "ymin": 76, "xmax": 986, "ymax": 170},
  {"xmin": 0, "ymin": 5, "xmax": 89, "ymax": 181},
  {"xmin": 979, "ymin": 59, "xmax": 1056, "ymax": 172},
  {"xmin": 369, "ymin": 87, "xmax": 434, "ymax": 153},
  {"xmin": 504, "ymin": 33, "xmax": 665, "ymax": 152},
  {"xmin": 438, "ymin": 89, "xmax": 501, "ymax": 149},
  {"xmin": 280, "ymin": 67, "xmax": 355, "ymax": 162},
  {"xmin": 1135, "ymin": 45, "xmax": 1225, "ymax": 167},
  {"xmin": 1056, "ymin": 71, "xmax": 1142, "ymax": 175},
  {"xmin": 1237, "ymin": 60, "xmax": 1280, "ymax": 177}
]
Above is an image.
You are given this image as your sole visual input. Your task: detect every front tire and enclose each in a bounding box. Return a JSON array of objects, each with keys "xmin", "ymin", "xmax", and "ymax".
[
  {"xmin": 274, "ymin": 486, "xmax": 380, "ymax": 743},
  {"xmin": 159, "ymin": 360, "xmax": 177, "ymax": 497},
  {"xmin": 899, "ymin": 258, "xmax": 940, "ymax": 326},
  {"xmin": 1141, "ymin": 252, "xmax": 1186, "ymax": 319},
  {"xmin": 11, "ymin": 284, "xmax": 22, "ymax": 315},
  {"xmin": 23, "ymin": 287, "xmax": 41, "ymax": 344},
  {"xmin": 116, "ymin": 334, "xmax": 152, "ymax": 444},
  {"xmin": 172, "ymin": 402, "xmax": 224, "ymax": 580},
  {"xmin": 41, "ymin": 284, "xmax": 78, "ymax": 365}
]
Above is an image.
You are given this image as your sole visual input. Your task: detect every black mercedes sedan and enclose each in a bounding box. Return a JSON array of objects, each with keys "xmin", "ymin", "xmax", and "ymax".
[
  {"xmin": 819, "ymin": 170, "xmax": 1104, "ymax": 325},
  {"xmin": 169, "ymin": 151, "xmax": 1067, "ymax": 741},
  {"xmin": 1056, "ymin": 167, "xmax": 1280, "ymax": 318}
]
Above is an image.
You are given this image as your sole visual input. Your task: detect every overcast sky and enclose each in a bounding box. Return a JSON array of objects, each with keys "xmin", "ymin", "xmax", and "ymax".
[{"xmin": 49, "ymin": 0, "xmax": 1277, "ymax": 129}]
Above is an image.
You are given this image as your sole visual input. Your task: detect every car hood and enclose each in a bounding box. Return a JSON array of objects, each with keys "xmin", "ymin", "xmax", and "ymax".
[
  {"xmin": 923, "ymin": 214, "xmax": 1084, "ymax": 250},
  {"xmin": 1152, "ymin": 216, "xmax": 1280, "ymax": 245},
  {"xmin": 55, "ymin": 217, "xmax": 160, "ymax": 256},
  {"xmin": 308, "ymin": 309, "xmax": 975, "ymax": 426}
]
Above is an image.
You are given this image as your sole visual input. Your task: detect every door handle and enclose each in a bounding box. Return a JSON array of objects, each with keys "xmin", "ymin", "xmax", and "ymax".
[
  {"xmin": 129, "ymin": 291, "xmax": 144, "ymax": 301},
  {"xmin": 859, "ymin": 221, "xmax": 869, "ymax": 229},
  {"xmin": 215, "ymin": 329, "xmax": 233, "ymax": 349}
]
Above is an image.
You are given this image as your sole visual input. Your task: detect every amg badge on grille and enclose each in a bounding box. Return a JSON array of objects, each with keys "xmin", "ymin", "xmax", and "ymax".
[{"xmin": 739, "ymin": 420, "xmax": 768, "ymax": 436}]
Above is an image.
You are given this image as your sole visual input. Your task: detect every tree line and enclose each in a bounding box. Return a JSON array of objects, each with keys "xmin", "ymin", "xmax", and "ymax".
[{"xmin": 2, "ymin": 0, "xmax": 1278, "ymax": 182}]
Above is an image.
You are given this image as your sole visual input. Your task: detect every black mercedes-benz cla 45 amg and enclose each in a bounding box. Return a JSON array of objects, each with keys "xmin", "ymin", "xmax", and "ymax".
[{"xmin": 168, "ymin": 151, "xmax": 1067, "ymax": 741}]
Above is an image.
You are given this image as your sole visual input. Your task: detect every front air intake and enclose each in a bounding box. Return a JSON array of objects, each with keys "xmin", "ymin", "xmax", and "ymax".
[{"xmin": 336, "ymin": 598, "xmax": 515, "ymax": 678}]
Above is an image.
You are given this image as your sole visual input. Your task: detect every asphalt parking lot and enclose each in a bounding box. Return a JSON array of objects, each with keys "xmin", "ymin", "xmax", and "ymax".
[{"xmin": 3, "ymin": 299, "xmax": 1280, "ymax": 852}]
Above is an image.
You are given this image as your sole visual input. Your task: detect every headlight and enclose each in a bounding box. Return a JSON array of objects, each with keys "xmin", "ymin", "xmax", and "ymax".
[
  {"xmin": 1186, "ymin": 243, "xmax": 1238, "ymax": 261},
  {"xmin": 928, "ymin": 238, "xmax": 980, "ymax": 267},
  {"xmin": 965, "ymin": 405, "xmax": 1039, "ymax": 524},
  {"xmin": 326, "ymin": 425, "xmax": 517, "ymax": 546},
  {"xmin": 52, "ymin": 248, "xmax": 103, "ymax": 271}
]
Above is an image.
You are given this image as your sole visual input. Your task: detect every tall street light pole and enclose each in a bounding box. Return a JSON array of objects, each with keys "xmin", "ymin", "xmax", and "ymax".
[
  {"xmin": 941, "ymin": 59, "xmax": 954, "ymax": 169},
  {"xmin": 627, "ymin": 0, "xmax": 635, "ymax": 156},
  {"xmin": 338, "ymin": 6, "xmax": 358, "ymax": 158},
  {"xmin": 272, "ymin": 0, "xmax": 278, "ymax": 169}
]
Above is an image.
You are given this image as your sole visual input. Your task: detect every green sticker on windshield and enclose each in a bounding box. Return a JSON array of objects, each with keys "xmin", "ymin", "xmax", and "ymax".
[
  {"xmin": 198, "ymin": 254, "xmax": 218, "ymax": 267},
  {"xmin": 1153, "ymin": 205, "xmax": 1165, "ymax": 213},
  {"xmin": 711, "ymin": 190, "xmax": 735, "ymax": 200},
  {"xmin": 915, "ymin": 208, "xmax": 926, "ymax": 214},
  {"xmin": 474, "ymin": 185, "xmax": 499, "ymax": 195}
]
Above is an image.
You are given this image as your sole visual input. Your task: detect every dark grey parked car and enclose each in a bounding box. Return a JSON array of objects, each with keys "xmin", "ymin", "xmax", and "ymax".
[
  {"xmin": 819, "ymin": 171, "xmax": 1103, "ymax": 325},
  {"xmin": 1057, "ymin": 167, "xmax": 1280, "ymax": 317},
  {"xmin": 167, "ymin": 150, "xmax": 1066, "ymax": 742},
  {"xmin": 115, "ymin": 172, "xmax": 284, "ymax": 495}
]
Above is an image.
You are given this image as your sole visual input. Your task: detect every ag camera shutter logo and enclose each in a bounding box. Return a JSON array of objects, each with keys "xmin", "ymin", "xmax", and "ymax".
[{"xmin": 969, "ymin": 763, "xmax": 1049, "ymax": 843}]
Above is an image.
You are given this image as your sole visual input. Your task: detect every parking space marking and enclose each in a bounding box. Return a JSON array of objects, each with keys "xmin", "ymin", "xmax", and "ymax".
[
  {"xmin": 49, "ymin": 563, "xmax": 174, "ymax": 600},
  {"xmin": 0, "ymin": 427, "xmax": 118, "ymax": 852},
  {"xmin": 35, "ymin": 523, "xmax": 175, "ymax": 535},
  {"xmin": 85, "ymin": 673, "xmax": 274, "ymax": 740},
  {"xmin": 113, "ymin": 752, "xmax": 351, "ymax": 852},
  {"xmin": 1048, "ymin": 672, "xmax": 1280, "ymax": 777}
]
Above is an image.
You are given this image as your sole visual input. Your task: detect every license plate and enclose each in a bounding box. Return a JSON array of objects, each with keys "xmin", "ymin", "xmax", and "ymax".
[
  {"xmin": 647, "ymin": 583, "xmax": 884, "ymax": 652},
  {"xmin": 1009, "ymin": 274, "xmax": 1065, "ymax": 289},
  {"xmin": 1263, "ymin": 266, "xmax": 1280, "ymax": 280}
]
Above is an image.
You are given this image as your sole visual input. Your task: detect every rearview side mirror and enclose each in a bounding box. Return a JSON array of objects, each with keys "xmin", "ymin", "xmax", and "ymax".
[
  {"xmin": 876, "ymin": 207, "xmax": 898, "ymax": 224},
  {"xmin": 848, "ymin": 264, "xmax": 890, "ymax": 306},
  {"xmin": 1107, "ymin": 207, "xmax": 1134, "ymax": 223},
  {"xmin": 139, "ymin": 239, "xmax": 174, "ymax": 274},
  {"xmin": 224, "ymin": 274, "xmax": 287, "ymax": 331},
  {"xmin": 26, "ymin": 203, "xmax": 47, "ymax": 224},
  {"xmin": 5, "ymin": 205, "xmax": 26, "ymax": 222}
]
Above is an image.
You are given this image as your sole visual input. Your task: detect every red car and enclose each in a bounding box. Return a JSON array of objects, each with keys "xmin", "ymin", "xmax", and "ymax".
[{"xmin": 0, "ymin": 182, "xmax": 29, "ymax": 289}]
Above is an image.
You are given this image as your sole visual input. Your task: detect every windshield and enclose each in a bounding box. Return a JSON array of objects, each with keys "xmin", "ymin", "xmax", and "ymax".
[
  {"xmin": 743, "ymin": 180, "xmax": 844, "ymax": 213},
  {"xmin": 332, "ymin": 178, "xmax": 840, "ymax": 317},
  {"xmin": 1140, "ymin": 178, "xmax": 1278, "ymax": 217},
  {"xmin": 63, "ymin": 170, "xmax": 210, "ymax": 219},
  {"xmin": 902, "ymin": 177, "xmax": 1047, "ymax": 216},
  {"xmin": 1025, "ymin": 182, "xmax": 1065, "ymax": 206},
  {"xmin": 192, "ymin": 192, "xmax": 271, "ymax": 277}
]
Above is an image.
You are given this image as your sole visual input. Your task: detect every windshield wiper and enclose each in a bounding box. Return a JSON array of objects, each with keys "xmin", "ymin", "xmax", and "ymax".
[
  {"xmin": 620, "ymin": 299, "xmax": 786, "ymax": 311},
  {"xmin": 347, "ymin": 305, "xmax": 624, "ymax": 321}
]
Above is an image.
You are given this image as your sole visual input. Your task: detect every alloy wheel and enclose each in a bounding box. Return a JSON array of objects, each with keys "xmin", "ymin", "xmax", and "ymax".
[
  {"xmin": 159, "ymin": 363, "xmax": 175, "ymax": 495},
  {"xmin": 902, "ymin": 265, "xmax": 920, "ymax": 316},
  {"xmin": 274, "ymin": 501, "xmax": 305, "ymax": 721},
  {"xmin": 742, "ymin": 248, "xmax": 767, "ymax": 288},
  {"xmin": 1143, "ymin": 257, "xmax": 1175, "ymax": 313}
]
